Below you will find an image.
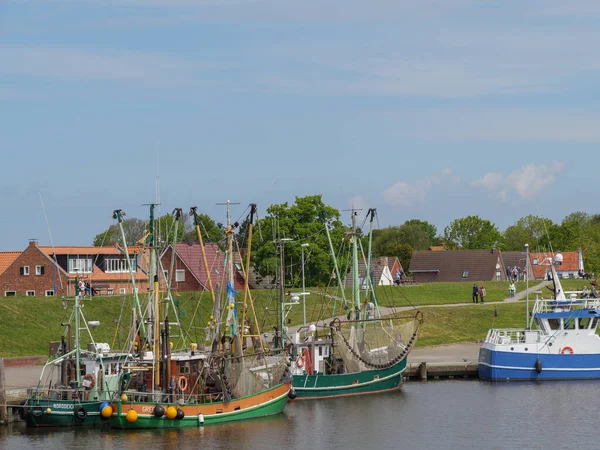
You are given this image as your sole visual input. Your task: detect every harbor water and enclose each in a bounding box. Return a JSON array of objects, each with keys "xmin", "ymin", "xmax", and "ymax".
[{"xmin": 2, "ymin": 379, "xmax": 595, "ymax": 450}]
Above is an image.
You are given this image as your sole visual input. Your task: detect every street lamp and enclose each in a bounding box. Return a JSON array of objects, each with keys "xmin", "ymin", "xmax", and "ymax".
[{"xmin": 301, "ymin": 243, "xmax": 309, "ymax": 336}]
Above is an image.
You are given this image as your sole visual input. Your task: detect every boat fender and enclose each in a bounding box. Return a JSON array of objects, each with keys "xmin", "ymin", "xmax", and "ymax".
[
  {"xmin": 45, "ymin": 408, "xmax": 52, "ymax": 415},
  {"xmin": 153, "ymin": 404, "xmax": 165, "ymax": 418},
  {"xmin": 535, "ymin": 359, "xmax": 542, "ymax": 374},
  {"xmin": 198, "ymin": 413, "xmax": 205, "ymax": 425},
  {"xmin": 126, "ymin": 409, "xmax": 138, "ymax": 423},
  {"xmin": 74, "ymin": 406, "xmax": 87, "ymax": 421},
  {"xmin": 288, "ymin": 388, "xmax": 297, "ymax": 400},
  {"xmin": 101, "ymin": 405, "xmax": 113, "ymax": 419},
  {"xmin": 295, "ymin": 355, "xmax": 305, "ymax": 368},
  {"xmin": 99, "ymin": 401, "xmax": 109, "ymax": 411},
  {"xmin": 176, "ymin": 408, "xmax": 185, "ymax": 420},
  {"xmin": 166, "ymin": 406, "xmax": 178, "ymax": 419}
]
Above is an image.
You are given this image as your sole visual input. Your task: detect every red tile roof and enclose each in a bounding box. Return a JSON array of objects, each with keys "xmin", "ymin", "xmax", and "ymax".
[
  {"xmin": 169, "ymin": 243, "xmax": 227, "ymax": 288},
  {"xmin": 529, "ymin": 251, "xmax": 579, "ymax": 279},
  {"xmin": 0, "ymin": 251, "xmax": 21, "ymax": 275},
  {"xmin": 38, "ymin": 245, "xmax": 141, "ymax": 256}
]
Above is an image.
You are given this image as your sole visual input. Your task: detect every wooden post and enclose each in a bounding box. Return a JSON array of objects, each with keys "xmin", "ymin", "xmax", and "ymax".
[
  {"xmin": 0, "ymin": 358, "xmax": 6, "ymax": 424},
  {"xmin": 419, "ymin": 362, "xmax": 428, "ymax": 381}
]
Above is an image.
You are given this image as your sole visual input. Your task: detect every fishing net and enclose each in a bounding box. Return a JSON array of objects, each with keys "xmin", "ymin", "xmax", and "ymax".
[
  {"xmin": 332, "ymin": 312, "xmax": 422, "ymax": 372},
  {"xmin": 221, "ymin": 350, "xmax": 288, "ymax": 399}
]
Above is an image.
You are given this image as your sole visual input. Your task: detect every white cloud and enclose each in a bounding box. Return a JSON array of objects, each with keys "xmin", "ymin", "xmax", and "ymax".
[
  {"xmin": 472, "ymin": 162, "xmax": 565, "ymax": 201},
  {"xmin": 383, "ymin": 169, "xmax": 455, "ymax": 207}
]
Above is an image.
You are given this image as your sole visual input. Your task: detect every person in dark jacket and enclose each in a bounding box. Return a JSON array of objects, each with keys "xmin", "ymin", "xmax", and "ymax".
[{"xmin": 472, "ymin": 284, "xmax": 479, "ymax": 303}]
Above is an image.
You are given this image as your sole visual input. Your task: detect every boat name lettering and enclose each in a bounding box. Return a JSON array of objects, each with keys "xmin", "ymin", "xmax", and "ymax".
[
  {"xmin": 141, "ymin": 406, "xmax": 154, "ymax": 413},
  {"xmin": 52, "ymin": 403, "xmax": 75, "ymax": 409}
]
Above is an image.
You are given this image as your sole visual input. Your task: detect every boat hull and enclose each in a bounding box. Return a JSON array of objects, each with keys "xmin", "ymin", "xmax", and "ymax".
[
  {"xmin": 109, "ymin": 383, "xmax": 290, "ymax": 429},
  {"xmin": 291, "ymin": 358, "xmax": 406, "ymax": 399},
  {"xmin": 479, "ymin": 347, "xmax": 600, "ymax": 381},
  {"xmin": 22, "ymin": 399, "xmax": 105, "ymax": 427}
]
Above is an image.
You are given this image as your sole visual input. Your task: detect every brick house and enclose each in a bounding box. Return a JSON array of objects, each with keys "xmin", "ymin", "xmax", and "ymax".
[
  {"xmin": 529, "ymin": 251, "xmax": 581, "ymax": 280},
  {"xmin": 0, "ymin": 240, "xmax": 147, "ymax": 297},
  {"xmin": 343, "ymin": 256, "xmax": 404, "ymax": 287},
  {"xmin": 160, "ymin": 243, "xmax": 246, "ymax": 293},
  {"xmin": 409, "ymin": 249, "xmax": 527, "ymax": 283}
]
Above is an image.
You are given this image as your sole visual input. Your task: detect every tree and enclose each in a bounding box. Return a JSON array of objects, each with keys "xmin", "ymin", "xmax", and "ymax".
[
  {"xmin": 251, "ymin": 195, "xmax": 346, "ymax": 286},
  {"xmin": 444, "ymin": 216, "xmax": 503, "ymax": 250},
  {"xmin": 92, "ymin": 217, "xmax": 147, "ymax": 246},
  {"xmin": 502, "ymin": 215, "xmax": 555, "ymax": 251},
  {"xmin": 403, "ymin": 219, "xmax": 437, "ymax": 245}
]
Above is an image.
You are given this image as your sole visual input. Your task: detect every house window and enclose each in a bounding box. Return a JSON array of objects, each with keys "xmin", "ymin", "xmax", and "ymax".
[
  {"xmin": 175, "ymin": 269, "xmax": 185, "ymax": 282},
  {"xmin": 68, "ymin": 257, "xmax": 92, "ymax": 274},
  {"xmin": 105, "ymin": 258, "xmax": 134, "ymax": 273},
  {"xmin": 5, "ymin": 291, "xmax": 16, "ymax": 297},
  {"xmin": 20, "ymin": 266, "xmax": 30, "ymax": 276},
  {"xmin": 45, "ymin": 290, "xmax": 55, "ymax": 296},
  {"xmin": 35, "ymin": 265, "xmax": 45, "ymax": 275},
  {"xmin": 462, "ymin": 271, "xmax": 469, "ymax": 278},
  {"xmin": 533, "ymin": 258, "xmax": 539, "ymax": 265},
  {"xmin": 26, "ymin": 290, "xmax": 35, "ymax": 297},
  {"xmin": 120, "ymin": 288, "xmax": 126, "ymax": 295},
  {"xmin": 107, "ymin": 289, "xmax": 114, "ymax": 295},
  {"xmin": 496, "ymin": 271, "xmax": 501, "ymax": 281}
]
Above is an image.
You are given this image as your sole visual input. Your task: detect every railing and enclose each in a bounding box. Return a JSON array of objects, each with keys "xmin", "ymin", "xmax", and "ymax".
[
  {"xmin": 531, "ymin": 296, "xmax": 600, "ymax": 315},
  {"xmin": 484, "ymin": 328, "xmax": 541, "ymax": 345}
]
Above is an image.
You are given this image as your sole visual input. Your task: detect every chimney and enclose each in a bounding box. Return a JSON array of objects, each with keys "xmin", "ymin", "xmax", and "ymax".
[{"xmin": 28, "ymin": 239, "xmax": 38, "ymax": 247}]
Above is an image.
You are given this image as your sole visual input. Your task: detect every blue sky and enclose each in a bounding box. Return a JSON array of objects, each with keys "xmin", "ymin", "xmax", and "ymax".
[{"xmin": 1, "ymin": 0, "xmax": 599, "ymax": 249}]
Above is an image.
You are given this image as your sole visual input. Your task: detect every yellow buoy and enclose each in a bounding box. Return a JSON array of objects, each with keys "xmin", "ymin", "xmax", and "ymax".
[
  {"xmin": 229, "ymin": 303, "xmax": 234, "ymax": 309},
  {"xmin": 207, "ymin": 321, "xmax": 211, "ymax": 326},
  {"xmin": 45, "ymin": 408, "xmax": 52, "ymax": 415},
  {"xmin": 126, "ymin": 409, "xmax": 138, "ymax": 423},
  {"xmin": 121, "ymin": 393, "xmax": 128, "ymax": 402},
  {"xmin": 210, "ymin": 315, "xmax": 214, "ymax": 320},
  {"xmin": 101, "ymin": 405, "xmax": 113, "ymax": 418},
  {"xmin": 166, "ymin": 406, "xmax": 177, "ymax": 420}
]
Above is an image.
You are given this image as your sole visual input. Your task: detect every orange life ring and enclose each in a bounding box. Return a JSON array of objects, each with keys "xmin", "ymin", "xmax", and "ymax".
[
  {"xmin": 295, "ymin": 355, "xmax": 305, "ymax": 368},
  {"xmin": 83, "ymin": 373, "xmax": 95, "ymax": 389},
  {"xmin": 561, "ymin": 346, "xmax": 574, "ymax": 354},
  {"xmin": 177, "ymin": 376, "xmax": 188, "ymax": 391}
]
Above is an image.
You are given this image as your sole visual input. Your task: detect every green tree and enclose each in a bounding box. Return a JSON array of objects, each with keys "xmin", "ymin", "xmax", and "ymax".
[
  {"xmin": 251, "ymin": 195, "xmax": 346, "ymax": 286},
  {"xmin": 503, "ymin": 215, "xmax": 555, "ymax": 251},
  {"xmin": 444, "ymin": 216, "xmax": 503, "ymax": 250},
  {"xmin": 403, "ymin": 219, "xmax": 437, "ymax": 245},
  {"xmin": 92, "ymin": 217, "xmax": 147, "ymax": 246}
]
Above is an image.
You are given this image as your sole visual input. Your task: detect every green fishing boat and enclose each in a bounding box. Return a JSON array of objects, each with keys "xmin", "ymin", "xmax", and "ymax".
[{"xmin": 286, "ymin": 208, "xmax": 423, "ymax": 400}]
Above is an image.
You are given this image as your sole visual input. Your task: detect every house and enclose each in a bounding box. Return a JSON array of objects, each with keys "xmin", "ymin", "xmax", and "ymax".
[
  {"xmin": 160, "ymin": 243, "xmax": 246, "ymax": 292},
  {"xmin": 409, "ymin": 249, "xmax": 519, "ymax": 283},
  {"xmin": 529, "ymin": 251, "xmax": 581, "ymax": 280},
  {"xmin": 343, "ymin": 256, "xmax": 404, "ymax": 287},
  {"xmin": 0, "ymin": 240, "xmax": 147, "ymax": 297}
]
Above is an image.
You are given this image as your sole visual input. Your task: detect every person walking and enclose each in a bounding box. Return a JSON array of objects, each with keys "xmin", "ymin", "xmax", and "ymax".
[
  {"xmin": 472, "ymin": 284, "xmax": 479, "ymax": 303},
  {"xmin": 480, "ymin": 285, "xmax": 486, "ymax": 304},
  {"xmin": 509, "ymin": 281, "xmax": 516, "ymax": 298}
]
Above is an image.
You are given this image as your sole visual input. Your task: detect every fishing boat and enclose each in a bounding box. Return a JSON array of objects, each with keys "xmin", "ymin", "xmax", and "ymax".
[
  {"xmin": 22, "ymin": 283, "xmax": 130, "ymax": 427},
  {"xmin": 105, "ymin": 203, "xmax": 290, "ymax": 429},
  {"xmin": 286, "ymin": 208, "xmax": 423, "ymax": 399},
  {"xmin": 479, "ymin": 252, "xmax": 600, "ymax": 380}
]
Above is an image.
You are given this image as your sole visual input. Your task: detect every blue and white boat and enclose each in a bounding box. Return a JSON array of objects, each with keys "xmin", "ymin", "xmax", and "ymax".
[{"xmin": 479, "ymin": 253, "xmax": 600, "ymax": 381}]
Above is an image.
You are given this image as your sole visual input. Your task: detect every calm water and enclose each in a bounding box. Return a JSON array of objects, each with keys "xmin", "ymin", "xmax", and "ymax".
[{"xmin": 2, "ymin": 380, "xmax": 596, "ymax": 450}]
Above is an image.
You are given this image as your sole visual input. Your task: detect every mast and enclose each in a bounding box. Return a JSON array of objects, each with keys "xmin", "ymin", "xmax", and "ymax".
[
  {"xmin": 144, "ymin": 203, "xmax": 161, "ymax": 391},
  {"xmin": 323, "ymin": 213, "xmax": 346, "ymax": 317},
  {"xmin": 74, "ymin": 277, "xmax": 81, "ymax": 387},
  {"xmin": 241, "ymin": 204, "xmax": 256, "ymax": 348},
  {"xmin": 279, "ymin": 239, "xmax": 286, "ymax": 348},
  {"xmin": 351, "ymin": 209, "xmax": 360, "ymax": 321},
  {"xmin": 113, "ymin": 209, "xmax": 146, "ymax": 340},
  {"xmin": 165, "ymin": 208, "xmax": 182, "ymax": 318},
  {"xmin": 190, "ymin": 207, "xmax": 216, "ymax": 304}
]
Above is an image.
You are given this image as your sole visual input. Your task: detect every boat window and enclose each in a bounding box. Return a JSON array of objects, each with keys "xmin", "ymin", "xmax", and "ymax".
[
  {"xmin": 178, "ymin": 362, "xmax": 190, "ymax": 374},
  {"xmin": 591, "ymin": 318, "xmax": 598, "ymax": 330},
  {"xmin": 578, "ymin": 317, "xmax": 591, "ymax": 330},
  {"xmin": 318, "ymin": 346, "xmax": 323, "ymax": 356},
  {"xmin": 564, "ymin": 318, "xmax": 576, "ymax": 330},
  {"xmin": 547, "ymin": 319, "xmax": 561, "ymax": 330}
]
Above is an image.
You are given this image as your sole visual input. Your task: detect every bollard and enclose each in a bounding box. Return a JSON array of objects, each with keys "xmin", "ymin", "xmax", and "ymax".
[{"xmin": 419, "ymin": 362, "xmax": 427, "ymax": 381}]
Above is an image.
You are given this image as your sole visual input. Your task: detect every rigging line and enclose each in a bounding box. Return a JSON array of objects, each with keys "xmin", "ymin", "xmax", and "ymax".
[{"xmin": 38, "ymin": 191, "xmax": 64, "ymax": 292}]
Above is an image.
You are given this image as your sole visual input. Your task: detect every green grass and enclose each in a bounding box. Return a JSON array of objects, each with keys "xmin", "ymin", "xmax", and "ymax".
[{"xmin": 0, "ymin": 278, "xmax": 587, "ymax": 357}]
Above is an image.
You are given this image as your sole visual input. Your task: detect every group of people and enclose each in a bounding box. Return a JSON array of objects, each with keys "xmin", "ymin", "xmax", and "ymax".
[
  {"xmin": 472, "ymin": 284, "xmax": 487, "ymax": 304},
  {"xmin": 507, "ymin": 266, "xmax": 524, "ymax": 282},
  {"xmin": 580, "ymin": 285, "xmax": 599, "ymax": 299}
]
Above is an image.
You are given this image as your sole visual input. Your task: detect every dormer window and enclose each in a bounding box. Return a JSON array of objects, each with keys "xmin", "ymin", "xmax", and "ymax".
[
  {"xmin": 533, "ymin": 258, "xmax": 539, "ymax": 265},
  {"xmin": 462, "ymin": 271, "xmax": 469, "ymax": 278}
]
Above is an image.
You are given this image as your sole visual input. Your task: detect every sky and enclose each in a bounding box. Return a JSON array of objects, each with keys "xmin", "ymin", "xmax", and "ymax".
[{"xmin": 1, "ymin": 0, "xmax": 600, "ymax": 249}]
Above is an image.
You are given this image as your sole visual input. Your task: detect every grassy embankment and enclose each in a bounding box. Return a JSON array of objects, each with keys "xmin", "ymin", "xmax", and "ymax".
[{"xmin": 0, "ymin": 278, "xmax": 588, "ymax": 357}]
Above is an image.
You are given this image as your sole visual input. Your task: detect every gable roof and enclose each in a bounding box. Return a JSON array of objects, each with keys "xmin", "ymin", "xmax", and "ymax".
[
  {"xmin": 529, "ymin": 251, "xmax": 579, "ymax": 279},
  {"xmin": 38, "ymin": 245, "xmax": 141, "ymax": 256},
  {"xmin": 343, "ymin": 256, "xmax": 401, "ymax": 286},
  {"xmin": 409, "ymin": 249, "xmax": 501, "ymax": 282},
  {"xmin": 165, "ymin": 243, "xmax": 226, "ymax": 289},
  {"xmin": 0, "ymin": 251, "xmax": 21, "ymax": 275}
]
